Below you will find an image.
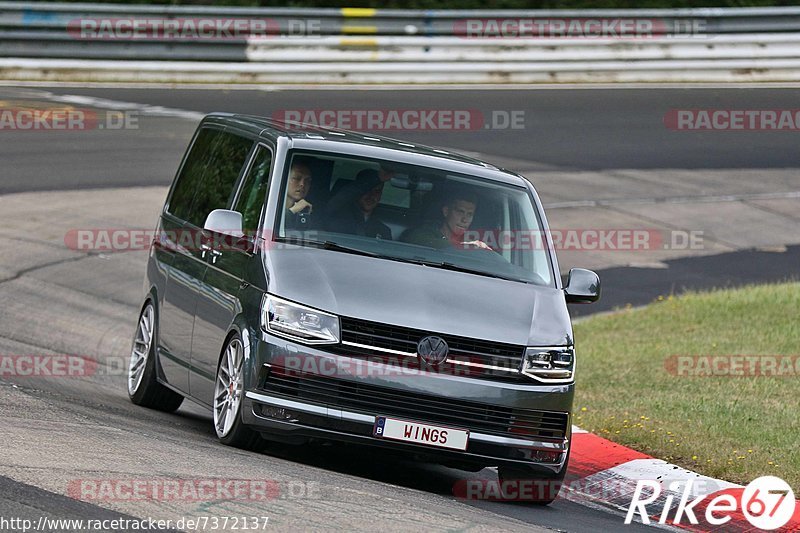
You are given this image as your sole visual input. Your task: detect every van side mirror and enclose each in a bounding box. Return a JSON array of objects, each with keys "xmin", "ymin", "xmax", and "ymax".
[
  {"xmin": 564, "ymin": 268, "xmax": 600, "ymax": 304},
  {"xmin": 203, "ymin": 210, "xmax": 256, "ymax": 253},
  {"xmin": 204, "ymin": 209, "xmax": 244, "ymax": 238}
]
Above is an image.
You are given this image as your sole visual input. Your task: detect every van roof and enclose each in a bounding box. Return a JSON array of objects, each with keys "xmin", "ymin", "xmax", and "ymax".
[{"xmin": 203, "ymin": 112, "xmax": 528, "ymax": 184}]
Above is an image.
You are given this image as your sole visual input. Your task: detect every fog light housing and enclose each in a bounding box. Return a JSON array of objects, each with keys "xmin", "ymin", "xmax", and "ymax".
[
  {"xmin": 260, "ymin": 405, "xmax": 300, "ymax": 422},
  {"xmin": 527, "ymin": 449, "xmax": 563, "ymax": 463}
]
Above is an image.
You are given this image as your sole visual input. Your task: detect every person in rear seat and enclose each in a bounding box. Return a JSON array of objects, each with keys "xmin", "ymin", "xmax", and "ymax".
[
  {"xmin": 284, "ymin": 158, "xmax": 315, "ymax": 231},
  {"xmin": 324, "ymin": 167, "xmax": 394, "ymax": 239}
]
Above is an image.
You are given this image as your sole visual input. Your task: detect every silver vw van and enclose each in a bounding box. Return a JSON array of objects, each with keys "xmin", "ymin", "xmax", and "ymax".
[{"xmin": 128, "ymin": 113, "xmax": 600, "ymax": 504}]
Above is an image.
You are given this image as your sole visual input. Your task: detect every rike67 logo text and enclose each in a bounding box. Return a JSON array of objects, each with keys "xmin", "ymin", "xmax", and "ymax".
[{"xmin": 626, "ymin": 476, "xmax": 796, "ymax": 530}]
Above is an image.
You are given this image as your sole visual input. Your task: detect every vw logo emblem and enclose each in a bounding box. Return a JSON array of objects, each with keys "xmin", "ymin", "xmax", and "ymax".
[{"xmin": 417, "ymin": 336, "xmax": 449, "ymax": 366}]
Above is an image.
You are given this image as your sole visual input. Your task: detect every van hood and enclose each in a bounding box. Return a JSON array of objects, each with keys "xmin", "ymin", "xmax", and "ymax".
[{"xmin": 264, "ymin": 247, "xmax": 572, "ymax": 347}]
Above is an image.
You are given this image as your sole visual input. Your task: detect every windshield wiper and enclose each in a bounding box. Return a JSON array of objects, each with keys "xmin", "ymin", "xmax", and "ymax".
[
  {"xmin": 274, "ymin": 237, "xmax": 526, "ymax": 282},
  {"xmin": 320, "ymin": 240, "xmax": 382, "ymax": 257},
  {"xmin": 274, "ymin": 236, "xmax": 382, "ymax": 258},
  {"xmin": 414, "ymin": 259, "xmax": 525, "ymax": 283}
]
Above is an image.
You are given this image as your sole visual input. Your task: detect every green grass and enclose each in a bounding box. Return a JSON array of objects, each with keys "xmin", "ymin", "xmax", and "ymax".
[{"xmin": 573, "ymin": 282, "xmax": 800, "ymax": 489}]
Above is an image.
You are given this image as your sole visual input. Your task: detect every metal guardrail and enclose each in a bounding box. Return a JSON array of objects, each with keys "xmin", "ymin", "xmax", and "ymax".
[
  {"xmin": 4, "ymin": 57, "xmax": 800, "ymax": 84},
  {"xmin": 4, "ymin": 3, "xmax": 800, "ymax": 37},
  {"xmin": 5, "ymin": 33, "xmax": 800, "ymax": 63},
  {"xmin": 1, "ymin": 2, "xmax": 800, "ymax": 83}
]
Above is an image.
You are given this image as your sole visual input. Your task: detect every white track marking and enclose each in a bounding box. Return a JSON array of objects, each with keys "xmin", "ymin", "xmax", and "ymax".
[{"xmin": 15, "ymin": 89, "xmax": 204, "ymax": 121}]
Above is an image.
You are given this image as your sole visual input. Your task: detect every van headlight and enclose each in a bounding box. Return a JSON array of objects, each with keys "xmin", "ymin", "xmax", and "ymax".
[
  {"xmin": 261, "ymin": 294, "xmax": 340, "ymax": 345},
  {"xmin": 522, "ymin": 347, "xmax": 574, "ymax": 382}
]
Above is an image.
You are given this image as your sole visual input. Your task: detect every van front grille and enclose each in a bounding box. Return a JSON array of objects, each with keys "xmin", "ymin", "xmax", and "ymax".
[
  {"xmin": 327, "ymin": 316, "xmax": 527, "ymax": 383},
  {"xmin": 261, "ymin": 368, "xmax": 569, "ymax": 441}
]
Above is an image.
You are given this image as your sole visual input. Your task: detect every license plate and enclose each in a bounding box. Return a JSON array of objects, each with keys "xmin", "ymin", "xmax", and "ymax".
[{"xmin": 373, "ymin": 416, "xmax": 469, "ymax": 451}]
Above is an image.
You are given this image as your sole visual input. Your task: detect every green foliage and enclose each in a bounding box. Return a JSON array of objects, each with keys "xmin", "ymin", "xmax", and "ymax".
[
  {"xmin": 46, "ymin": 0, "xmax": 800, "ymax": 8},
  {"xmin": 574, "ymin": 282, "xmax": 800, "ymax": 488}
]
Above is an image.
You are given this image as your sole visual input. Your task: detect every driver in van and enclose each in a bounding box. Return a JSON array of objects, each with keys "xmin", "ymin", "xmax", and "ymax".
[{"xmin": 401, "ymin": 189, "xmax": 492, "ymax": 250}]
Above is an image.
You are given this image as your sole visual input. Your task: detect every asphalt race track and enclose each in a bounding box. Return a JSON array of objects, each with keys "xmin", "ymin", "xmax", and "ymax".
[
  {"xmin": 3, "ymin": 86, "xmax": 800, "ymax": 194},
  {"xmin": 1, "ymin": 85, "xmax": 798, "ymax": 532}
]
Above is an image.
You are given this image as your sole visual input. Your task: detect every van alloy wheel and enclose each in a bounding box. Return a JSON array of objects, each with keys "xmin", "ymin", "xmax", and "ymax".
[
  {"xmin": 212, "ymin": 334, "xmax": 262, "ymax": 450},
  {"xmin": 214, "ymin": 338, "xmax": 244, "ymax": 438},
  {"xmin": 128, "ymin": 303, "xmax": 154, "ymax": 396}
]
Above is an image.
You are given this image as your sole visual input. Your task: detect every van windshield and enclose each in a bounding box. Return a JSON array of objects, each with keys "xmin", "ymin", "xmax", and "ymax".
[{"xmin": 274, "ymin": 150, "xmax": 554, "ymax": 287}]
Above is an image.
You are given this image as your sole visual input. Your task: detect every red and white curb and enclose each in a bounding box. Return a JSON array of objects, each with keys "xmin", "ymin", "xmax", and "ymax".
[{"xmin": 566, "ymin": 426, "xmax": 800, "ymax": 531}]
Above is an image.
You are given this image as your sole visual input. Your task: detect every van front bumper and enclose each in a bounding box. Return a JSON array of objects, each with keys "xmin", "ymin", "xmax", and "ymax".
[{"xmin": 242, "ymin": 332, "xmax": 574, "ymax": 475}]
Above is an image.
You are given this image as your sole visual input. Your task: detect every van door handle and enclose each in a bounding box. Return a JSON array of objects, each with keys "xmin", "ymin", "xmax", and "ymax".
[{"xmin": 200, "ymin": 243, "xmax": 222, "ymax": 261}]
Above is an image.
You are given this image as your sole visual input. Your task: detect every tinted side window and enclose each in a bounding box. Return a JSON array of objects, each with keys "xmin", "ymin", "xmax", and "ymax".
[
  {"xmin": 185, "ymin": 131, "xmax": 253, "ymax": 228},
  {"xmin": 169, "ymin": 127, "xmax": 220, "ymax": 223},
  {"xmin": 234, "ymin": 145, "xmax": 273, "ymax": 233}
]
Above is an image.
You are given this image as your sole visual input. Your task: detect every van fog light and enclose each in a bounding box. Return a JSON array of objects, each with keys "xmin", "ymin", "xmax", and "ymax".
[
  {"xmin": 526, "ymin": 450, "xmax": 563, "ymax": 463},
  {"xmin": 260, "ymin": 405, "xmax": 300, "ymax": 422}
]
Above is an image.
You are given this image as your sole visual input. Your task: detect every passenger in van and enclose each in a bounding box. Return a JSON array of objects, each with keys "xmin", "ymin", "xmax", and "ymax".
[
  {"xmin": 284, "ymin": 158, "xmax": 315, "ymax": 231},
  {"xmin": 324, "ymin": 168, "xmax": 394, "ymax": 240},
  {"xmin": 402, "ymin": 189, "xmax": 492, "ymax": 250}
]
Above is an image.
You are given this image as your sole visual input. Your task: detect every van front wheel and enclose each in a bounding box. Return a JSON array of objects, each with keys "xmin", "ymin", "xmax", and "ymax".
[{"xmin": 213, "ymin": 334, "xmax": 262, "ymax": 451}]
